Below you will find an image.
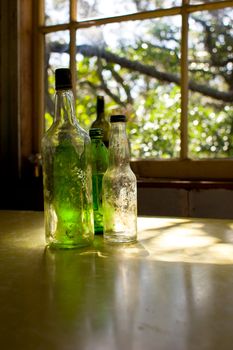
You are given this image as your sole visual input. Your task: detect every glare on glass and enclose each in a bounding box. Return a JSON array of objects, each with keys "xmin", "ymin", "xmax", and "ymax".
[
  {"xmin": 45, "ymin": 0, "xmax": 69, "ymax": 25},
  {"xmin": 77, "ymin": 0, "xmax": 181, "ymax": 21},
  {"xmin": 75, "ymin": 17, "xmax": 182, "ymax": 159}
]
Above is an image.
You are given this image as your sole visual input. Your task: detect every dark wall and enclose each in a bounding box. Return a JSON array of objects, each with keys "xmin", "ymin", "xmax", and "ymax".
[{"xmin": 0, "ymin": 0, "xmax": 20, "ymax": 180}]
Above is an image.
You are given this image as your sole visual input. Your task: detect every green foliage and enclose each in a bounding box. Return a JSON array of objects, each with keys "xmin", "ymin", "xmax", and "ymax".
[
  {"xmin": 189, "ymin": 94, "xmax": 233, "ymax": 158},
  {"xmin": 45, "ymin": 7, "xmax": 233, "ymax": 160},
  {"xmin": 45, "ymin": 112, "xmax": 53, "ymax": 130},
  {"xmin": 128, "ymin": 85, "xmax": 181, "ymax": 159}
]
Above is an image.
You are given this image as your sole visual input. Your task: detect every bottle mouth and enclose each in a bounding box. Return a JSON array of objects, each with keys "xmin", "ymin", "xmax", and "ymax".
[
  {"xmin": 89, "ymin": 128, "xmax": 104, "ymax": 138},
  {"xmin": 110, "ymin": 115, "xmax": 126, "ymax": 123},
  {"xmin": 55, "ymin": 68, "xmax": 72, "ymax": 90}
]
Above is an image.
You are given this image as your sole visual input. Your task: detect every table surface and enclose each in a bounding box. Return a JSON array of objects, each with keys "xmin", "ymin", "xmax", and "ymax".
[{"xmin": 0, "ymin": 211, "xmax": 233, "ymax": 350}]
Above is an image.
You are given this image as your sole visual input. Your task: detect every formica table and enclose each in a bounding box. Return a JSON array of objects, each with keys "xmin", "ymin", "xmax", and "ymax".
[{"xmin": 0, "ymin": 211, "xmax": 233, "ymax": 350}]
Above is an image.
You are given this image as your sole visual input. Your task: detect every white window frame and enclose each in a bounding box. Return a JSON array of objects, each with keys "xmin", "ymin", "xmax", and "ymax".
[{"xmin": 33, "ymin": 0, "xmax": 233, "ymax": 181}]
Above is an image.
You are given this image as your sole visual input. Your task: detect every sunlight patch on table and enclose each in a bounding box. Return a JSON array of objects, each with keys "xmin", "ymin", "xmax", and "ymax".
[{"xmin": 139, "ymin": 220, "xmax": 233, "ymax": 264}]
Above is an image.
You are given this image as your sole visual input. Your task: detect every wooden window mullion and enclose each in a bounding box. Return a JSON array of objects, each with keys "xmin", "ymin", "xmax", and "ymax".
[
  {"xmin": 180, "ymin": 0, "xmax": 189, "ymax": 160},
  {"xmin": 70, "ymin": 0, "xmax": 77, "ymax": 100},
  {"xmin": 33, "ymin": 0, "xmax": 45, "ymax": 153}
]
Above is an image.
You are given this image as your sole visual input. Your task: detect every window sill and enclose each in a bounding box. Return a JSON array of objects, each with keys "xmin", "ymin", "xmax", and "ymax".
[
  {"xmin": 131, "ymin": 159, "xmax": 233, "ymax": 181},
  {"xmin": 137, "ymin": 178, "xmax": 233, "ymax": 190}
]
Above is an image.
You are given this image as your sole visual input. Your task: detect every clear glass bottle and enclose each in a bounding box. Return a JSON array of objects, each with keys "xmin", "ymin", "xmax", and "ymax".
[
  {"xmin": 41, "ymin": 68, "xmax": 94, "ymax": 248},
  {"xmin": 91, "ymin": 96, "xmax": 110, "ymax": 148},
  {"xmin": 89, "ymin": 128, "xmax": 109, "ymax": 234},
  {"xmin": 102, "ymin": 115, "xmax": 137, "ymax": 243}
]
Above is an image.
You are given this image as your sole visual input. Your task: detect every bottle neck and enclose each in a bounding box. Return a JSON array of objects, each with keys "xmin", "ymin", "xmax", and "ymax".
[
  {"xmin": 54, "ymin": 89, "xmax": 77, "ymax": 126},
  {"xmin": 96, "ymin": 110, "xmax": 105, "ymax": 121},
  {"xmin": 109, "ymin": 122, "xmax": 130, "ymax": 167},
  {"xmin": 91, "ymin": 137, "xmax": 102, "ymax": 144},
  {"xmin": 96, "ymin": 97, "xmax": 105, "ymax": 121}
]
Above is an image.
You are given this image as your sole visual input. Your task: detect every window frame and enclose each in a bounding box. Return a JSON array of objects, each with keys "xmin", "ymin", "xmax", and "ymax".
[{"xmin": 33, "ymin": 0, "xmax": 233, "ymax": 181}]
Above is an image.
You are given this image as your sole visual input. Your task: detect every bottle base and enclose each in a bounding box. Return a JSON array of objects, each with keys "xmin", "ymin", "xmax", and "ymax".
[
  {"xmin": 46, "ymin": 240, "xmax": 93, "ymax": 250},
  {"xmin": 104, "ymin": 231, "xmax": 137, "ymax": 244},
  {"xmin": 95, "ymin": 227, "xmax": 103, "ymax": 235}
]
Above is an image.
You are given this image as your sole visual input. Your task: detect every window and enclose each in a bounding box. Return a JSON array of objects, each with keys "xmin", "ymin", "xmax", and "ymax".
[{"xmin": 35, "ymin": 0, "xmax": 233, "ymax": 180}]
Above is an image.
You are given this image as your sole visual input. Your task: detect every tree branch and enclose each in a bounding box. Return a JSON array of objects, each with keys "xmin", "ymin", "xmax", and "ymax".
[
  {"xmin": 106, "ymin": 64, "xmax": 133, "ymax": 104},
  {"xmin": 97, "ymin": 58, "xmax": 125, "ymax": 106},
  {"xmin": 79, "ymin": 80, "xmax": 101, "ymax": 92},
  {"xmin": 49, "ymin": 42, "xmax": 233, "ymax": 102}
]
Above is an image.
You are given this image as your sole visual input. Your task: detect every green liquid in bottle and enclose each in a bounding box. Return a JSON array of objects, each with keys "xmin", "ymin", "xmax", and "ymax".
[
  {"xmin": 89, "ymin": 128, "xmax": 109, "ymax": 235},
  {"xmin": 51, "ymin": 140, "xmax": 93, "ymax": 247},
  {"xmin": 42, "ymin": 69, "xmax": 94, "ymax": 249},
  {"xmin": 43, "ymin": 138, "xmax": 94, "ymax": 249},
  {"xmin": 92, "ymin": 173, "xmax": 104, "ymax": 234}
]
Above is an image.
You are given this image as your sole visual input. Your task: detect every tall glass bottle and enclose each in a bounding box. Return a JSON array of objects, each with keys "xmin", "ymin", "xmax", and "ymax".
[
  {"xmin": 41, "ymin": 68, "xmax": 94, "ymax": 248},
  {"xmin": 102, "ymin": 115, "xmax": 137, "ymax": 243},
  {"xmin": 91, "ymin": 96, "xmax": 110, "ymax": 148},
  {"xmin": 89, "ymin": 128, "xmax": 109, "ymax": 234}
]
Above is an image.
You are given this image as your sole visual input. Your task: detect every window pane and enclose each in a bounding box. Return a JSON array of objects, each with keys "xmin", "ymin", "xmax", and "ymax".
[
  {"xmin": 45, "ymin": 0, "xmax": 69, "ymax": 25},
  {"xmin": 190, "ymin": 0, "xmax": 226, "ymax": 3},
  {"xmin": 75, "ymin": 18, "xmax": 181, "ymax": 159},
  {"xmin": 77, "ymin": 0, "xmax": 181, "ymax": 21},
  {"xmin": 188, "ymin": 8, "xmax": 233, "ymax": 158},
  {"xmin": 45, "ymin": 31, "xmax": 70, "ymax": 130}
]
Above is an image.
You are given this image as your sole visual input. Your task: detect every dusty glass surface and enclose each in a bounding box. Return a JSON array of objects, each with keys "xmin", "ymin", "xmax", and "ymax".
[
  {"xmin": 42, "ymin": 79, "xmax": 94, "ymax": 249},
  {"xmin": 103, "ymin": 120, "xmax": 137, "ymax": 243}
]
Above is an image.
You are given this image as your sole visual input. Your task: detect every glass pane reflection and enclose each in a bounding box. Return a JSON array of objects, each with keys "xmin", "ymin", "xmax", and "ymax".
[
  {"xmin": 45, "ymin": 0, "xmax": 69, "ymax": 25},
  {"xmin": 77, "ymin": 0, "xmax": 181, "ymax": 21}
]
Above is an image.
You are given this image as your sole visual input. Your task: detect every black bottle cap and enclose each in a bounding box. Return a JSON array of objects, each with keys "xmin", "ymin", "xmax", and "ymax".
[
  {"xmin": 97, "ymin": 96, "xmax": 104, "ymax": 113},
  {"xmin": 55, "ymin": 68, "xmax": 72, "ymax": 90},
  {"xmin": 110, "ymin": 115, "xmax": 126, "ymax": 123},
  {"xmin": 89, "ymin": 128, "xmax": 104, "ymax": 138}
]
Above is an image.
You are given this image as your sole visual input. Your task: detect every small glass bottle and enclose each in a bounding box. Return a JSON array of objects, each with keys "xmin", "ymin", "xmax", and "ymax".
[
  {"xmin": 91, "ymin": 96, "xmax": 110, "ymax": 148},
  {"xmin": 102, "ymin": 115, "xmax": 137, "ymax": 243},
  {"xmin": 41, "ymin": 68, "xmax": 94, "ymax": 248},
  {"xmin": 89, "ymin": 128, "xmax": 109, "ymax": 234}
]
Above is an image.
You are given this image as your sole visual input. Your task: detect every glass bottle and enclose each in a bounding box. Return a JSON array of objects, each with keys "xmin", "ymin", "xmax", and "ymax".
[
  {"xmin": 91, "ymin": 96, "xmax": 110, "ymax": 148},
  {"xmin": 89, "ymin": 128, "xmax": 109, "ymax": 234},
  {"xmin": 41, "ymin": 68, "xmax": 94, "ymax": 248},
  {"xmin": 102, "ymin": 115, "xmax": 137, "ymax": 243}
]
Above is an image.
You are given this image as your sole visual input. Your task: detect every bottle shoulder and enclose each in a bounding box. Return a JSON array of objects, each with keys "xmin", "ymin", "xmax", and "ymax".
[
  {"xmin": 41, "ymin": 124, "xmax": 91, "ymax": 157},
  {"xmin": 42, "ymin": 122, "xmax": 90, "ymax": 142},
  {"xmin": 91, "ymin": 119, "xmax": 110, "ymax": 129},
  {"xmin": 91, "ymin": 140, "xmax": 108, "ymax": 152},
  {"xmin": 103, "ymin": 166, "xmax": 136, "ymax": 181}
]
